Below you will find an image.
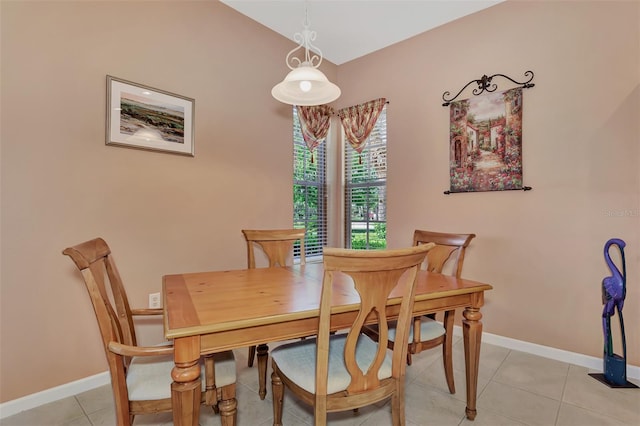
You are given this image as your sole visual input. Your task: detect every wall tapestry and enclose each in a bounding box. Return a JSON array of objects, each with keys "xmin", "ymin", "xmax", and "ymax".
[
  {"xmin": 448, "ymin": 87, "xmax": 523, "ymax": 193},
  {"xmin": 442, "ymin": 71, "xmax": 535, "ymax": 194}
]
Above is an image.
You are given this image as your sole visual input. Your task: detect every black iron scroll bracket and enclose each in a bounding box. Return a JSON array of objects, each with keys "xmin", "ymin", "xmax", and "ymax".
[{"xmin": 442, "ymin": 71, "xmax": 535, "ymax": 107}]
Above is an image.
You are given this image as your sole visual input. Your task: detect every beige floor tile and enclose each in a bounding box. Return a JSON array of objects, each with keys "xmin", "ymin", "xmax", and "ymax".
[
  {"xmin": 323, "ymin": 407, "xmax": 378, "ymax": 426},
  {"xmin": 74, "ymin": 384, "xmax": 113, "ymax": 415},
  {"xmin": 86, "ymin": 406, "xmax": 116, "ymax": 426},
  {"xmin": 277, "ymin": 390, "xmax": 314, "ymax": 425},
  {"xmin": 61, "ymin": 416, "xmax": 92, "ymax": 426},
  {"xmin": 236, "ymin": 362, "xmax": 263, "ymax": 396},
  {"xmin": 556, "ymin": 402, "xmax": 629, "ymax": 426},
  {"xmin": 412, "ymin": 355, "xmax": 492, "ymax": 404},
  {"xmin": 1, "ymin": 396, "xmax": 86, "ymax": 426},
  {"xmin": 231, "ymin": 382, "xmax": 276, "ymax": 426},
  {"xmin": 405, "ymin": 348, "xmax": 444, "ymax": 383},
  {"xmin": 194, "ymin": 405, "xmax": 229, "ymax": 426},
  {"xmin": 233, "ymin": 348, "xmax": 259, "ymax": 388},
  {"xmin": 493, "ymin": 351, "xmax": 570, "ymax": 400},
  {"xmin": 403, "ymin": 381, "xmax": 467, "ymax": 425},
  {"xmin": 562, "ymin": 365, "xmax": 640, "ymax": 424},
  {"xmin": 405, "ymin": 347, "xmax": 444, "ymax": 375},
  {"xmin": 460, "ymin": 409, "xmax": 528, "ymax": 425},
  {"xmin": 359, "ymin": 401, "xmax": 430, "ymax": 426},
  {"xmin": 131, "ymin": 411, "xmax": 173, "ymax": 425},
  {"xmin": 85, "ymin": 402, "xmax": 224, "ymax": 426},
  {"xmin": 6, "ymin": 343, "xmax": 640, "ymax": 426},
  {"xmin": 478, "ymin": 380, "xmax": 560, "ymax": 426},
  {"xmin": 452, "ymin": 339, "xmax": 511, "ymax": 381},
  {"xmin": 274, "ymin": 388, "xmax": 382, "ymax": 425},
  {"xmin": 234, "ymin": 345, "xmax": 280, "ymax": 399},
  {"xmin": 358, "ymin": 404, "xmax": 393, "ymax": 426}
]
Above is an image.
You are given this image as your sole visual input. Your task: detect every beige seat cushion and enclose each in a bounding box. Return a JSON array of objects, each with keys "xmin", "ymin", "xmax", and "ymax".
[
  {"xmin": 386, "ymin": 317, "xmax": 445, "ymax": 342},
  {"xmin": 271, "ymin": 334, "xmax": 391, "ymax": 394},
  {"xmin": 127, "ymin": 350, "xmax": 235, "ymax": 401}
]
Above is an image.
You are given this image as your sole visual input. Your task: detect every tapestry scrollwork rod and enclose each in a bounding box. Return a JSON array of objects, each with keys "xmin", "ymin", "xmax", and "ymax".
[{"xmin": 442, "ymin": 71, "xmax": 535, "ymax": 106}]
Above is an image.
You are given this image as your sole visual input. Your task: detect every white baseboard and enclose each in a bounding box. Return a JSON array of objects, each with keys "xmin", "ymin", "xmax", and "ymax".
[
  {"xmin": 2, "ymin": 331, "xmax": 639, "ymax": 419},
  {"xmin": 452, "ymin": 326, "xmax": 640, "ymax": 380},
  {"xmin": 0, "ymin": 371, "xmax": 110, "ymax": 419}
]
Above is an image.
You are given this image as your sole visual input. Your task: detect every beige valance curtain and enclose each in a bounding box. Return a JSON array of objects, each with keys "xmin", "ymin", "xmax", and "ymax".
[
  {"xmin": 337, "ymin": 98, "xmax": 387, "ymax": 155},
  {"xmin": 297, "ymin": 105, "xmax": 335, "ymax": 163}
]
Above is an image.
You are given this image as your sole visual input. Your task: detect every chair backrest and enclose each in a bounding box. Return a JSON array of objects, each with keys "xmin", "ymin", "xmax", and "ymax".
[
  {"xmin": 242, "ymin": 229, "xmax": 306, "ymax": 268},
  {"xmin": 316, "ymin": 244, "xmax": 434, "ymax": 397},
  {"xmin": 64, "ymin": 238, "xmax": 187, "ymax": 425},
  {"xmin": 63, "ymin": 237, "xmax": 137, "ymax": 367},
  {"xmin": 412, "ymin": 230, "xmax": 476, "ymax": 278},
  {"xmin": 62, "ymin": 238, "xmax": 137, "ymax": 354}
]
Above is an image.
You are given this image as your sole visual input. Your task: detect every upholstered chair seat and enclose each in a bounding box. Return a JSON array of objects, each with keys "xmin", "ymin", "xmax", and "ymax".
[
  {"xmin": 271, "ymin": 334, "xmax": 392, "ymax": 394},
  {"xmin": 126, "ymin": 351, "xmax": 236, "ymax": 401}
]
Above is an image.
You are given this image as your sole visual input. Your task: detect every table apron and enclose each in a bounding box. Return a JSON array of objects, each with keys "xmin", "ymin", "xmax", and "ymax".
[{"xmin": 197, "ymin": 292, "xmax": 482, "ymax": 355}]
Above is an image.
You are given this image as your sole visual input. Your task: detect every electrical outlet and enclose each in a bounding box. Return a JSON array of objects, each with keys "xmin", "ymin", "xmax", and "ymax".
[{"xmin": 148, "ymin": 292, "xmax": 161, "ymax": 309}]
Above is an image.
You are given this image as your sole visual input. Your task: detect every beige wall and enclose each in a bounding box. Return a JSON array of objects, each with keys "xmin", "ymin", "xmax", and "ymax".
[
  {"xmin": 334, "ymin": 0, "xmax": 639, "ymax": 368},
  {"xmin": 1, "ymin": 0, "xmax": 638, "ymax": 403},
  {"xmin": 0, "ymin": 0, "xmax": 337, "ymax": 402}
]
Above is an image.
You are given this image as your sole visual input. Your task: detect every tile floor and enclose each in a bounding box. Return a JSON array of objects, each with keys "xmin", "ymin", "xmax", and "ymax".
[{"xmin": 3, "ymin": 338, "xmax": 639, "ymax": 425}]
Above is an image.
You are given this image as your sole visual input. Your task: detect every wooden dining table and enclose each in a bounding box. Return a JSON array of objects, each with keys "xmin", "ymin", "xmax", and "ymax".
[{"xmin": 163, "ymin": 262, "xmax": 492, "ymax": 426}]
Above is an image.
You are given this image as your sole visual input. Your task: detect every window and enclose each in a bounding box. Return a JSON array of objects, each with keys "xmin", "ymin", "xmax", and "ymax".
[
  {"xmin": 345, "ymin": 106, "xmax": 387, "ymax": 249},
  {"xmin": 293, "ymin": 106, "xmax": 327, "ymax": 258}
]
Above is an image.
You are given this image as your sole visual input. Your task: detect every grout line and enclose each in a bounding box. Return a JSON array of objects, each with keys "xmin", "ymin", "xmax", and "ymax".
[{"xmin": 555, "ymin": 363, "xmax": 571, "ymax": 425}]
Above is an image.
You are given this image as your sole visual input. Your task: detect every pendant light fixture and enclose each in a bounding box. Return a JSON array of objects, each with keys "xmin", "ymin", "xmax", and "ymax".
[{"xmin": 271, "ymin": 8, "xmax": 340, "ymax": 106}]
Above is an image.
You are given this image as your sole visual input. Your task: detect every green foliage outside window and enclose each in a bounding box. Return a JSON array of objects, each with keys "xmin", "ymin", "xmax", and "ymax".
[
  {"xmin": 350, "ymin": 223, "xmax": 387, "ymax": 249},
  {"xmin": 345, "ymin": 107, "xmax": 387, "ymax": 249}
]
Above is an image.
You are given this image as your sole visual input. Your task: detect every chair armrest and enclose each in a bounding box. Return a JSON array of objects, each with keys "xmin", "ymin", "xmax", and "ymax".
[
  {"xmin": 108, "ymin": 341, "xmax": 174, "ymax": 357},
  {"xmin": 131, "ymin": 308, "xmax": 163, "ymax": 316}
]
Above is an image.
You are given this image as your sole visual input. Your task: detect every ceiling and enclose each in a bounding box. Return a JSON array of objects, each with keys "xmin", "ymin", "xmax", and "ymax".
[{"xmin": 221, "ymin": 0, "xmax": 504, "ymax": 65}]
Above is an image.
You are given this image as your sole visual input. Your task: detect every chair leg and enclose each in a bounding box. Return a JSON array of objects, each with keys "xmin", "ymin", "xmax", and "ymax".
[
  {"xmin": 257, "ymin": 343, "xmax": 269, "ymax": 399},
  {"xmin": 218, "ymin": 383, "xmax": 237, "ymax": 426},
  {"xmin": 271, "ymin": 370, "xmax": 284, "ymax": 426},
  {"xmin": 204, "ymin": 354, "xmax": 218, "ymax": 408},
  {"xmin": 314, "ymin": 402, "xmax": 327, "ymax": 426},
  {"xmin": 391, "ymin": 385, "xmax": 404, "ymax": 426},
  {"xmin": 248, "ymin": 345, "xmax": 256, "ymax": 367},
  {"xmin": 406, "ymin": 315, "xmax": 421, "ymax": 366},
  {"xmin": 443, "ymin": 309, "xmax": 456, "ymax": 394}
]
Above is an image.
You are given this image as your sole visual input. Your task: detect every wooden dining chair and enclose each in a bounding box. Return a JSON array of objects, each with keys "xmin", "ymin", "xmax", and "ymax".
[
  {"xmin": 270, "ymin": 244, "xmax": 435, "ymax": 426},
  {"xmin": 241, "ymin": 228, "xmax": 306, "ymax": 399},
  {"xmin": 63, "ymin": 237, "xmax": 237, "ymax": 426},
  {"xmin": 364, "ymin": 229, "xmax": 475, "ymax": 394}
]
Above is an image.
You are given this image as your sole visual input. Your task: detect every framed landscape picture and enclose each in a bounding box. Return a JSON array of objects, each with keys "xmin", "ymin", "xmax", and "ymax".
[{"xmin": 106, "ymin": 76, "xmax": 194, "ymax": 156}]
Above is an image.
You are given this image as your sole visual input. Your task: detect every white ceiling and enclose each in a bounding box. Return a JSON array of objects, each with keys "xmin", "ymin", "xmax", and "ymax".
[{"xmin": 221, "ymin": 0, "xmax": 504, "ymax": 65}]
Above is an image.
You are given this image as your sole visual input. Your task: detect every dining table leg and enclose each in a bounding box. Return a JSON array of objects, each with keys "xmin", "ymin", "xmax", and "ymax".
[
  {"xmin": 462, "ymin": 293, "xmax": 484, "ymax": 421},
  {"xmin": 171, "ymin": 336, "xmax": 202, "ymax": 426},
  {"xmin": 257, "ymin": 343, "xmax": 269, "ymax": 399}
]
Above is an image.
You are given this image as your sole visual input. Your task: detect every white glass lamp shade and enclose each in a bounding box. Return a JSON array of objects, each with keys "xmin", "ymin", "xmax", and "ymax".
[{"xmin": 272, "ymin": 65, "xmax": 341, "ymax": 106}]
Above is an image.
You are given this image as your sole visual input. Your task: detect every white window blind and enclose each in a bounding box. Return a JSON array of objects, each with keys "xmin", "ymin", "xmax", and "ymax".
[
  {"xmin": 293, "ymin": 106, "xmax": 327, "ymax": 258},
  {"xmin": 345, "ymin": 106, "xmax": 387, "ymax": 249}
]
